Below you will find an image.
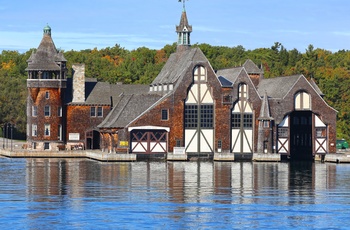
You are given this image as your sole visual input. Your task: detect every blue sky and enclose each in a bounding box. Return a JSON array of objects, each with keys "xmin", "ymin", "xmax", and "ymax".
[{"xmin": 1, "ymin": 0, "xmax": 350, "ymax": 53}]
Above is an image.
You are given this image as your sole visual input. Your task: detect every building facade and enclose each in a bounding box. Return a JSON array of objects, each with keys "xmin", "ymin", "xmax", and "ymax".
[{"xmin": 26, "ymin": 6, "xmax": 337, "ymax": 161}]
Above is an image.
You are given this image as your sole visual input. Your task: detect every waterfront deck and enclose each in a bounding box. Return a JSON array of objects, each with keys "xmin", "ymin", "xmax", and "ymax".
[{"xmin": 0, "ymin": 149, "xmax": 136, "ymax": 162}]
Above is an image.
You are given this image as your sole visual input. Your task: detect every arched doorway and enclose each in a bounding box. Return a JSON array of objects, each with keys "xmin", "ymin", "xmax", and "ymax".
[
  {"xmin": 290, "ymin": 111, "xmax": 313, "ymax": 160},
  {"xmin": 86, "ymin": 130, "xmax": 100, "ymax": 150}
]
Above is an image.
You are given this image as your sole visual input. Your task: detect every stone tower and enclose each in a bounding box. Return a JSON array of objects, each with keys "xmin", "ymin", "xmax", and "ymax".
[{"xmin": 26, "ymin": 25, "xmax": 67, "ymax": 150}]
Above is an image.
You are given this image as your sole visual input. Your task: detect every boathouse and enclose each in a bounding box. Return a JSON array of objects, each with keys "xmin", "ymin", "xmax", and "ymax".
[{"xmin": 25, "ymin": 4, "xmax": 337, "ymax": 161}]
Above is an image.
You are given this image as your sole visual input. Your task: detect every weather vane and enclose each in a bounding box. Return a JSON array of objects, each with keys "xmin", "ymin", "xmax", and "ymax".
[{"xmin": 178, "ymin": 0, "xmax": 189, "ymax": 9}]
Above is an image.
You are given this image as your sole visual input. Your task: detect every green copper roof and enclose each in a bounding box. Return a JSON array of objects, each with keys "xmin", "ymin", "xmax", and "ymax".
[{"xmin": 43, "ymin": 24, "xmax": 51, "ymax": 35}]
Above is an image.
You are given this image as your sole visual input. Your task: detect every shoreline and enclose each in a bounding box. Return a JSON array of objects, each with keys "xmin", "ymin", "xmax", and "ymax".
[{"xmin": 1, "ymin": 148, "xmax": 350, "ymax": 163}]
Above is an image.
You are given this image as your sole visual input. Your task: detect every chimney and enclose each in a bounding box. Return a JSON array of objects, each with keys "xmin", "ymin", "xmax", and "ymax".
[{"xmin": 72, "ymin": 64, "xmax": 85, "ymax": 103}]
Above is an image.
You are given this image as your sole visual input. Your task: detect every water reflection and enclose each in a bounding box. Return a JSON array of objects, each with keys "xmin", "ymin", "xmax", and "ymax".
[
  {"xmin": 16, "ymin": 158, "xmax": 349, "ymax": 228},
  {"xmin": 24, "ymin": 159, "xmax": 340, "ymax": 204}
]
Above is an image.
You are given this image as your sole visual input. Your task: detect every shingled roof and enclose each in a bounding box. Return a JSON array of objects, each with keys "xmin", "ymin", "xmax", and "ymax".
[
  {"xmin": 258, "ymin": 91, "xmax": 273, "ymax": 120},
  {"xmin": 309, "ymin": 78, "xmax": 324, "ymax": 96},
  {"xmin": 151, "ymin": 47, "xmax": 208, "ymax": 86},
  {"xmin": 176, "ymin": 9, "xmax": 192, "ymax": 33},
  {"xmin": 26, "ymin": 26, "xmax": 66, "ymax": 71},
  {"xmin": 216, "ymin": 67, "xmax": 244, "ymax": 87},
  {"xmin": 257, "ymin": 75, "xmax": 301, "ymax": 98},
  {"xmin": 66, "ymin": 79, "xmax": 149, "ymax": 105},
  {"xmin": 98, "ymin": 94, "xmax": 162, "ymax": 128},
  {"xmin": 243, "ymin": 59, "xmax": 263, "ymax": 74}
]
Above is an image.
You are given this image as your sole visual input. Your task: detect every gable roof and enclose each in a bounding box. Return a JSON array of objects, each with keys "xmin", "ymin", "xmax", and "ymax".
[
  {"xmin": 98, "ymin": 94, "xmax": 162, "ymax": 128},
  {"xmin": 257, "ymin": 75, "xmax": 301, "ymax": 98},
  {"xmin": 309, "ymin": 78, "xmax": 324, "ymax": 96},
  {"xmin": 243, "ymin": 59, "xmax": 263, "ymax": 74},
  {"xmin": 216, "ymin": 67, "xmax": 244, "ymax": 86},
  {"xmin": 151, "ymin": 47, "xmax": 209, "ymax": 86}
]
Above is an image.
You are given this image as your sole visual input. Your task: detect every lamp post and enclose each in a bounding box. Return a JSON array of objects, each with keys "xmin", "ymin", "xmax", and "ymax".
[
  {"xmin": 10, "ymin": 124, "xmax": 13, "ymax": 151},
  {"xmin": 2, "ymin": 125, "xmax": 4, "ymax": 149},
  {"xmin": 6, "ymin": 123, "xmax": 9, "ymax": 149}
]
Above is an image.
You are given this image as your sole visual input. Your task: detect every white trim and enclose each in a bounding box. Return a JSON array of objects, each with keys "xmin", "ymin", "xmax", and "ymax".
[{"xmin": 128, "ymin": 126, "xmax": 170, "ymax": 132}]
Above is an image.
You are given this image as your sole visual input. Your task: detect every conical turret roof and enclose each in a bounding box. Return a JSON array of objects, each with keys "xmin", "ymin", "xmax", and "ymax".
[
  {"xmin": 258, "ymin": 91, "xmax": 274, "ymax": 120},
  {"xmin": 26, "ymin": 25, "xmax": 66, "ymax": 71}
]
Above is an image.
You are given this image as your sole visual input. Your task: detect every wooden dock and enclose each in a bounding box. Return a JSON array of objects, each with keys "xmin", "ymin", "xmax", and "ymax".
[{"xmin": 0, "ymin": 149, "xmax": 136, "ymax": 162}]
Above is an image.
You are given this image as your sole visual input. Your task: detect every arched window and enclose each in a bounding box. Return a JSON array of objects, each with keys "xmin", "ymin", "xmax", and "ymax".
[
  {"xmin": 295, "ymin": 91, "xmax": 311, "ymax": 110},
  {"xmin": 193, "ymin": 65, "xmax": 206, "ymax": 82},
  {"xmin": 238, "ymin": 83, "xmax": 248, "ymax": 99}
]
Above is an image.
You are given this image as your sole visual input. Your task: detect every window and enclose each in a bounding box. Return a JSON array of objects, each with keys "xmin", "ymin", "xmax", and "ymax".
[
  {"xmin": 200, "ymin": 105, "xmax": 213, "ymax": 128},
  {"xmin": 44, "ymin": 124, "xmax": 50, "ymax": 136},
  {"xmin": 243, "ymin": 113, "xmax": 253, "ymax": 128},
  {"xmin": 32, "ymin": 106, "xmax": 38, "ymax": 117},
  {"xmin": 44, "ymin": 142, "xmax": 50, "ymax": 150},
  {"xmin": 58, "ymin": 125, "xmax": 62, "ymax": 141},
  {"xmin": 263, "ymin": 121, "xmax": 270, "ymax": 128},
  {"xmin": 44, "ymin": 105, "xmax": 50, "ymax": 116},
  {"xmin": 185, "ymin": 105, "xmax": 198, "ymax": 128},
  {"xmin": 58, "ymin": 106, "xmax": 62, "ymax": 117},
  {"xmin": 239, "ymin": 84, "xmax": 248, "ymax": 99},
  {"xmin": 90, "ymin": 107, "xmax": 96, "ymax": 117},
  {"xmin": 97, "ymin": 107, "xmax": 103, "ymax": 117},
  {"xmin": 193, "ymin": 66, "xmax": 206, "ymax": 82},
  {"xmin": 43, "ymin": 72, "xmax": 50, "ymax": 79},
  {"xmin": 32, "ymin": 124, "xmax": 37, "ymax": 137},
  {"xmin": 278, "ymin": 128, "xmax": 288, "ymax": 138},
  {"xmin": 185, "ymin": 105, "xmax": 213, "ymax": 128},
  {"xmin": 316, "ymin": 128, "xmax": 327, "ymax": 137},
  {"xmin": 222, "ymin": 95, "xmax": 232, "ymax": 104},
  {"xmin": 231, "ymin": 113, "xmax": 241, "ymax": 128},
  {"xmin": 231, "ymin": 113, "xmax": 253, "ymax": 129},
  {"xmin": 45, "ymin": 91, "xmax": 50, "ymax": 99},
  {"xmin": 218, "ymin": 140, "xmax": 222, "ymax": 149},
  {"xmin": 295, "ymin": 91, "xmax": 311, "ymax": 110},
  {"xmin": 161, "ymin": 109, "xmax": 168, "ymax": 121},
  {"xmin": 176, "ymin": 139, "xmax": 181, "ymax": 147}
]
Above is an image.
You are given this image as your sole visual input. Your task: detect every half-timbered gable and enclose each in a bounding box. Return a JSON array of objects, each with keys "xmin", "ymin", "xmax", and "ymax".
[
  {"xmin": 257, "ymin": 74, "xmax": 337, "ymax": 160},
  {"xmin": 216, "ymin": 67, "xmax": 261, "ymax": 155},
  {"xmin": 125, "ymin": 47, "xmax": 223, "ymax": 157}
]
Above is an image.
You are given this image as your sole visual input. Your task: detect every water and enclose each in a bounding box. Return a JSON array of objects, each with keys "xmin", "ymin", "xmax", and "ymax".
[{"xmin": 0, "ymin": 158, "xmax": 349, "ymax": 229}]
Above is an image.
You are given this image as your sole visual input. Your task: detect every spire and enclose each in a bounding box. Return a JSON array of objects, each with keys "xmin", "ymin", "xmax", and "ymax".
[
  {"xmin": 258, "ymin": 91, "xmax": 273, "ymax": 121},
  {"xmin": 176, "ymin": 0, "xmax": 192, "ymax": 47}
]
